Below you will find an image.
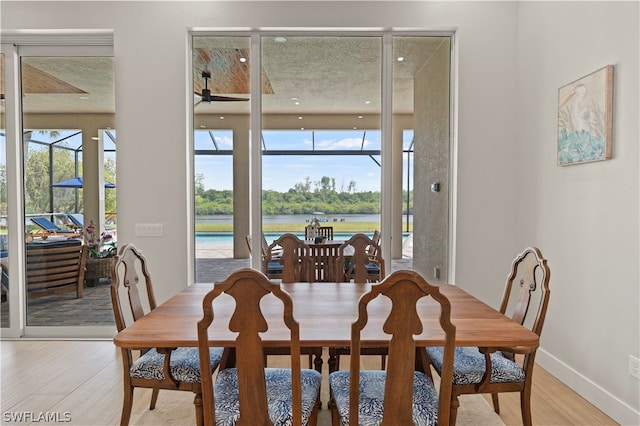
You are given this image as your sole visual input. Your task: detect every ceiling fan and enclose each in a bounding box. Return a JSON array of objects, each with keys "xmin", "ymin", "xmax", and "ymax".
[{"xmin": 194, "ymin": 71, "xmax": 249, "ymax": 106}]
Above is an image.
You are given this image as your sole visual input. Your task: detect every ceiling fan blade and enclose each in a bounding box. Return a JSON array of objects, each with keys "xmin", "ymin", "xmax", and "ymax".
[
  {"xmin": 194, "ymin": 91, "xmax": 248, "ymax": 103},
  {"xmin": 208, "ymin": 95, "xmax": 249, "ymax": 102}
]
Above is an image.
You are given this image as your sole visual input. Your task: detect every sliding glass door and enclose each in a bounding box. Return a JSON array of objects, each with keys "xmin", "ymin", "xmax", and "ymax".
[{"xmin": 1, "ymin": 39, "xmax": 115, "ymax": 337}]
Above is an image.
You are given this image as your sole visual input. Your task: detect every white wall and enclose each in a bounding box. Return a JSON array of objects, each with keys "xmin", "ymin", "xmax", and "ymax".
[
  {"xmin": 514, "ymin": 2, "xmax": 639, "ymax": 424},
  {"xmin": 2, "ymin": 1, "xmax": 638, "ymax": 423}
]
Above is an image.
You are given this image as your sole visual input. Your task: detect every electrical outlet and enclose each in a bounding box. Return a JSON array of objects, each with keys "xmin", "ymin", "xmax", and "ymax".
[{"xmin": 630, "ymin": 355, "xmax": 640, "ymax": 379}]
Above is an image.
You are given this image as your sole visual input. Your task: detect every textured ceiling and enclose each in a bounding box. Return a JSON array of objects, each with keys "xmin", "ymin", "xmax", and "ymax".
[{"xmin": 4, "ymin": 36, "xmax": 447, "ymax": 116}]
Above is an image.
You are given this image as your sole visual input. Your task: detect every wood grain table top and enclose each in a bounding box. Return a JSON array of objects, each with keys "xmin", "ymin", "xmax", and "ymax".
[{"xmin": 114, "ymin": 282, "xmax": 539, "ymax": 352}]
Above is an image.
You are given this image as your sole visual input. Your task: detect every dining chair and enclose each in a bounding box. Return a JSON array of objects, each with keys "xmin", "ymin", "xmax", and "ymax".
[
  {"xmin": 328, "ymin": 270, "xmax": 456, "ymax": 426},
  {"xmin": 317, "ymin": 226, "xmax": 334, "ymax": 240},
  {"xmin": 335, "ymin": 233, "xmax": 385, "ymax": 283},
  {"xmin": 264, "ymin": 233, "xmax": 313, "ymax": 283},
  {"xmin": 329, "ymin": 233, "xmax": 387, "ymax": 373},
  {"xmin": 424, "ymin": 246, "xmax": 551, "ymax": 426},
  {"xmin": 197, "ymin": 268, "xmax": 323, "ymax": 426},
  {"xmin": 263, "ymin": 233, "xmax": 323, "ymax": 373},
  {"xmin": 246, "ymin": 234, "xmax": 283, "ymax": 279},
  {"xmin": 110, "ymin": 243, "xmax": 224, "ymax": 426},
  {"xmin": 366, "ymin": 229, "xmax": 381, "ymax": 258}
]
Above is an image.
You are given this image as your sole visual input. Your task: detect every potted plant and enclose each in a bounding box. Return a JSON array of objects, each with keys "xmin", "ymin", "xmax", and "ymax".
[{"xmin": 84, "ymin": 220, "xmax": 116, "ymax": 285}]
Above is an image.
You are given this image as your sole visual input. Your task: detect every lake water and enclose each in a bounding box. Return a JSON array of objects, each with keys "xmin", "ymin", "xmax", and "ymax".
[{"xmin": 195, "ymin": 214, "xmax": 412, "ymax": 246}]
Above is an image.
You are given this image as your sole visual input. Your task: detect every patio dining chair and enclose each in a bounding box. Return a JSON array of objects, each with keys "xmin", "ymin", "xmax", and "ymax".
[
  {"xmin": 328, "ymin": 270, "xmax": 456, "ymax": 426},
  {"xmin": 197, "ymin": 268, "xmax": 322, "ymax": 426},
  {"xmin": 110, "ymin": 243, "xmax": 224, "ymax": 426},
  {"xmin": 424, "ymin": 246, "xmax": 551, "ymax": 426}
]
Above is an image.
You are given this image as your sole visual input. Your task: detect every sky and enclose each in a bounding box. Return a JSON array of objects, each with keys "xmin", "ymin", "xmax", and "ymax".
[
  {"xmin": 9, "ymin": 129, "xmax": 412, "ymax": 194},
  {"xmin": 195, "ymin": 129, "xmax": 413, "ymax": 193}
]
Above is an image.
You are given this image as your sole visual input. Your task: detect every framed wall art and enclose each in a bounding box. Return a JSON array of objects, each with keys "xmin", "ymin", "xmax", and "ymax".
[{"xmin": 557, "ymin": 65, "xmax": 613, "ymax": 166}]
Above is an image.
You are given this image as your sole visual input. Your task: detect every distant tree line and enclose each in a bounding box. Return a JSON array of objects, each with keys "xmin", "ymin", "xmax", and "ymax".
[
  {"xmin": 5, "ymin": 144, "xmax": 117, "ymax": 217},
  {"xmin": 194, "ymin": 174, "xmax": 413, "ymax": 216}
]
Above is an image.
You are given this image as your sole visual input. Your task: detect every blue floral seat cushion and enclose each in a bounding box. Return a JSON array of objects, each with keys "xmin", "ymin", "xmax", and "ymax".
[
  {"xmin": 130, "ymin": 347, "xmax": 223, "ymax": 383},
  {"xmin": 328, "ymin": 370, "xmax": 439, "ymax": 426},
  {"xmin": 213, "ymin": 367, "xmax": 322, "ymax": 426},
  {"xmin": 425, "ymin": 346, "xmax": 525, "ymax": 385}
]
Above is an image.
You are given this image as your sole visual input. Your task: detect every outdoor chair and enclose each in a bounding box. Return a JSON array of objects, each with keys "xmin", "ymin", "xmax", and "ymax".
[
  {"xmin": 67, "ymin": 213, "xmax": 116, "ymax": 232},
  {"xmin": 197, "ymin": 268, "xmax": 322, "ymax": 426},
  {"xmin": 246, "ymin": 233, "xmax": 283, "ymax": 279},
  {"xmin": 25, "ymin": 239, "xmax": 87, "ymax": 299},
  {"xmin": 424, "ymin": 246, "xmax": 551, "ymax": 426},
  {"xmin": 264, "ymin": 233, "xmax": 313, "ymax": 283},
  {"xmin": 335, "ymin": 233, "xmax": 385, "ymax": 283},
  {"xmin": 110, "ymin": 243, "xmax": 224, "ymax": 426},
  {"xmin": 31, "ymin": 217, "xmax": 81, "ymax": 236},
  {"xmin": 328, "ymin": 270, "xmax": 456, "ymax": 426}
]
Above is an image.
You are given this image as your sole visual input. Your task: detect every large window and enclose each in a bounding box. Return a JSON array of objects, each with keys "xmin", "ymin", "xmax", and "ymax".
[{"xmin": 191, "ymin": 32, "xmax": 451, "ymax": 281}]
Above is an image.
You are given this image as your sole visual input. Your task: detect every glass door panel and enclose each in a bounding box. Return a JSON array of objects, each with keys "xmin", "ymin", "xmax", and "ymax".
[
  {"xmin": 192, "ymin": 36, "xmax": 251, "ymax": 282},
  {"xmin": 0, "ymin": 53, "xmax": 8, "ymax": 328},
  {"xmin": 20, "ymin": 54, "xmax": 115, "ymax": 327},
  {"xmin": 260, "ymin": 35, "xmax": 382, "ymax": 246},
  {"xmin": 393, "ymin": 36, "xmax": 451, "ymax": 280}
]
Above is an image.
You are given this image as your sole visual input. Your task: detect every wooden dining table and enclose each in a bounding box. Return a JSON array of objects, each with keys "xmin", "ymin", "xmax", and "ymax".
[{"xmin": 113, "ymin": 281, "xmax": 540, "ymax": 371}]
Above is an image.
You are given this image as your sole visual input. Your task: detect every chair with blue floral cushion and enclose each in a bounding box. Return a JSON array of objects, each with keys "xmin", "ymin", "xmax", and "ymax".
[
  {"xmin": 328, "ymin": 270, "xmax": 456, "ymax": 426},
  {"xmin": 424, "ymin": 246, "xmax": 551, "ymax": 426},
  {"xmin": 197, "ymin": 268, "xmax": 322, "ymax": 426},
  {"xmin": 110, "ymin": 243, "xmax": 223, "ymax": 426}
]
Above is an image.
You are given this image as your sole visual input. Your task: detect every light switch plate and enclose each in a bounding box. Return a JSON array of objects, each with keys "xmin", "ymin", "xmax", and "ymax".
[{"xmin": 135, "ymin": 223, "xmax": 163, "ymax": 237}]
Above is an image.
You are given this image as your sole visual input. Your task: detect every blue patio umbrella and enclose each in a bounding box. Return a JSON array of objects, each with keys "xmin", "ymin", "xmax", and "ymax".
[{"xmin": 52, "ymin": 177, "xmax": 116, "ymax": 188}]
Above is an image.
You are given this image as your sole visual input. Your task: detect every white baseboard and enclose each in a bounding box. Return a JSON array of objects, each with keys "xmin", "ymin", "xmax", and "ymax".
[{"xmin": 536, "ymin": 348, "xmax": 640, "ymax": 425}]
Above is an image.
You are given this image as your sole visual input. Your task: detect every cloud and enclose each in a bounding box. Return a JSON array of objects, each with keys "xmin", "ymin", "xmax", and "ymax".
[{"xmin": 303, "ymin": 137, "xmax": 371, "ymax": 149}]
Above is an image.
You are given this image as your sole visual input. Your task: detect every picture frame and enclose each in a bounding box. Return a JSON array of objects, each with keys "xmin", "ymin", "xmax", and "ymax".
[{"xmin": 557, "ymin": 65, "xmax": 613, "ymax": 166}]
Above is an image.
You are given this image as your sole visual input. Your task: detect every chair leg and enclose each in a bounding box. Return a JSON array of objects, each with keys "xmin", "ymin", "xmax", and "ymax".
[
  {"xmin": 521, "ymin": 389, "xmax": 533, "ymax": 426},
  {"xmin": 149, "ymin": 388, "xmax": 159, "ymax": 410},
  {"xmin": 120, "ymin": 386, "xmax": 134, "ymax": 426},
  {"xmin": 449, "ymin": 394, "xmax": 460, "ymax": 426},
  {"xmin": 491, "ymin": 392, "xmax": 500, "ymax": 414},
  {"xmin": 194, "ymin": 392, "xmax": 204, "ymax": 426}
]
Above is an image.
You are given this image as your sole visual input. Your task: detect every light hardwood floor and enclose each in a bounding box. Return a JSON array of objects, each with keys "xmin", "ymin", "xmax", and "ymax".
[{"xmin": 0, "ymin": 340, "xmax": 617, "ymax": 425}]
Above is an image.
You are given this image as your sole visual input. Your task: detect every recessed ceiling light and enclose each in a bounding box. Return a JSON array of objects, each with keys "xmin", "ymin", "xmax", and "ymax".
[
  {"xmin": 274, "ymin": 37, "xmax": 287, "ymax": 43},
  {"xmin": 199, "ymin": 125, "xmax": 206, "ymax": 128},
  {"xmin": 239, "ymin": 57, "xmax": 247, "ymax": 63},
  {"xmin": 364, "ymin": 100, "xmax": 371, "ymax": 104},
  {"xmin": 300, "ymin": 127, "xmax": 305, "ymax": 130},
  {"xmin": 353, "ymin": 127, "xmax": 358, "ymax": 130},
  {"xmin": 397, "ymin": 57, "xmax": 404, "ymax": 62},
  {"xmin": 79, "ymin": 96, "xmax": 89, "ymax": 100},
  {"xmin": 294, "ymin": 101, "xmax": 300, "ymax": 105},
  {"xmin": 219, "ymin": 116, "xmax": 225, "ymax": 120},
  {"xmin": 357, "ymin": 115, "xmax": 363, "ymax": 119},
  {"xmin": 91, "ymin": 136, "xmax": 99, "ymax": 140},
  {"xmin": 298, "ymin": 116, "xmax": 303, "ymax": 120}
]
